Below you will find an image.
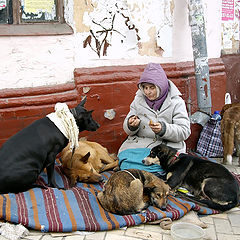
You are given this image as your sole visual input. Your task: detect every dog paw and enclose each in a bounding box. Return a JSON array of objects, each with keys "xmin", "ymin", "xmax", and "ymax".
[
  {"xmin": 227, "ymin": 155, "xmax": 232, "ymax": 165},
  {"xmin": 113, "ymin": 166, "xmax": 120, "ymax": 171}
]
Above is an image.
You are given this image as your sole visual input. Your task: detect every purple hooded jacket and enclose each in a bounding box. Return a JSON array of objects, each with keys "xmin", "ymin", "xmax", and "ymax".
[{"xmin": 138, "ymin": 63, "xmax": 169, "ymax": 111}]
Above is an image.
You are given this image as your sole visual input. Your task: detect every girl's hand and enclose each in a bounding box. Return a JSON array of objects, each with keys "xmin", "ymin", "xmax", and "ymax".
[
  {"xmin": 128, "ymin": 115, "xmax": 141, "ymax": 127},
  {"xmin": 149, "ymin": 121, "xmax": 162, "ymax": 134}
]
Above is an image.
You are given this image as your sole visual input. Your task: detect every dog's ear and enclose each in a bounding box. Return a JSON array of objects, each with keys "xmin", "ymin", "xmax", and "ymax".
[
  {"xmin": 161, "ymin": 144, "xmax": 177, "ymax": 161},
  {"xmin": 79, "ymin": 96, "xmax": 87, "ymax": 106},
  {"xmin": 143, "ymin": 182, "xmax": 156, "ymax": 194},
  {"xmin": 144, "ymin": 181, "xmax": 156, "ymax": 189},
  {"xmin": 82, "ymin": 152, "xmax": 91, "ymax": 163},
  {"xmin": 70, "ymin": 98, "xmax": 88, "ymax": 117}
]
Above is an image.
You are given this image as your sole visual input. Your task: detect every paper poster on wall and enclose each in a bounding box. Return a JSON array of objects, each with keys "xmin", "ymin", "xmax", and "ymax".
[
  {"xmin": 238, "ymin": 0, "xmax": 240, "ymax": 19},
  {"xmin": 0, "ymin": 0, "xmax": 6, "ymax": 10},
  {"xmin": 23, "ymin": 0, "xmax": 54, "ymax": 14},
  {"xmin": 222, "ymin": 0, "xmax": 234, "ymax": 21}
]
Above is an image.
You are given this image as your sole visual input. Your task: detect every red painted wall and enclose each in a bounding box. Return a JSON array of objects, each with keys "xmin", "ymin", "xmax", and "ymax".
[
  {"xmin": 222, "ymin": 54, "xmax": 240, "ymax": 103},
  {"xmin": 0, "ymin": 59, "xmax": 226, "ymax": 154}
]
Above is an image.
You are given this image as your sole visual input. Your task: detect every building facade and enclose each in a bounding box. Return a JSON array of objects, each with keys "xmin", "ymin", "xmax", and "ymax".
[{"xmin": 0, "ymin": 0, "xmax": 239, "ymax": 152}]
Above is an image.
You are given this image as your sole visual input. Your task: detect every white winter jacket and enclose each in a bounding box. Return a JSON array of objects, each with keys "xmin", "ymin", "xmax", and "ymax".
[{"xmin": 118, "ymin": 80, "xmax": 191, "ymax": 153}]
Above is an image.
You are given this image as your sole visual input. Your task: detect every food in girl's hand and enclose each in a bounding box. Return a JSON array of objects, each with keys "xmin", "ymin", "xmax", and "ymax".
[{"xmin": 149, "ymin": 120, "xmax": 153, "ymax": 125}]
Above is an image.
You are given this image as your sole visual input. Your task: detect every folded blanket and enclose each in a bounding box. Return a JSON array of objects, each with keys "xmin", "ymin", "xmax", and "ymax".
[
  {"xmin": 118, "ymin": 148, "xmax": 166, "ymax": 177},
  {"xmin": 0, "ymin": 164, "xmax": 220, "ymax": 233}
]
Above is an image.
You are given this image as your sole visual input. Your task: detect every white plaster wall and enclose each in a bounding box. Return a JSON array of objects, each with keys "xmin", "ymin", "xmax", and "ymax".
[
  {"xmin": 172, "ymin": 0, "xmax": 221, "ymax": 62},
  {"xmin": 172, "ymin": 0, "xmax": 193, "ymax": 62},
  {"xmin": 0, "ymin": 36, "xmax": 74, "ymax": 89},
  {"xmin": 0, "ymin": 0, "xmax": 222, "ymax": 90},
  {"xmin": 74, "ymin": 0, "xmax": 222, "ymax": 66},
  {"xmin": 204, "ymin": 0, "xmax": 222, "ymax": 58}
]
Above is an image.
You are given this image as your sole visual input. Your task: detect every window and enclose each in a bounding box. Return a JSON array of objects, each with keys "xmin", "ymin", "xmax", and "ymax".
[{"xmin": 0, "ymin": 0, "xmax": 73, "ymax": 36}]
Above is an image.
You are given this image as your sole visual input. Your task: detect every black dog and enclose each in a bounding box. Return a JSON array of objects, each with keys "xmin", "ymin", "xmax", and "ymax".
[
  {"xmin": 143, "ymin": 144, "xmax": 240, "ymax": 211},
  {"xmin": 0, "ymin": 97, "xmax": 99, "ymax": 194}
]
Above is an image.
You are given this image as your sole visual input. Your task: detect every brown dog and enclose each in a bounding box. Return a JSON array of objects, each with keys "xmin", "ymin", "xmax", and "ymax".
[
  {"xmin": 97, "ymin": 169, "xmax": 170, "ymax": 215},
  {"xmin": 220, "ymin": 103, "xmax": 240, "ymax": 118},
  {"xmin": 61, "ymin": 140, "xmax": 118, "ymax": 185},
  {"xmin": 221, "ymin": 103, "xmax": 240, "ymax": 165}
]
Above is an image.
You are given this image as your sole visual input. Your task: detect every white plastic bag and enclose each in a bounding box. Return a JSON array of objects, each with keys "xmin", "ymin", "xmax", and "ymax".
[{"xmin": 225, "ymin": 93, "xmax": 231, "ymax": 104}]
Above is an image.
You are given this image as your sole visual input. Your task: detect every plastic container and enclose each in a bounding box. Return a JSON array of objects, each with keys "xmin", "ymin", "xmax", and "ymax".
[
  {"xmin": 211, "ymin": 110, "xmax": 221, "ymax": 121},
  {"xmin": 171, "ymin": 222, "xmax": 205, "ymax": 240}
]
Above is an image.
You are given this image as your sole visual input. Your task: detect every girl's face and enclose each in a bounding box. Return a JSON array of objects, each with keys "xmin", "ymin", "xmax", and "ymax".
[{"xmin": 142, "ymin": 83, "xmax": 158, "ymax": 100}]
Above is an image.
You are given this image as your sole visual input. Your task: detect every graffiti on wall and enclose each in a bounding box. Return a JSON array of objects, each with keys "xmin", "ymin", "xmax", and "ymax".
[
  {"xmin": 79, "ymin": 0, "xmax": 174, "ymax": 58},
  {"xmin": 83, "ymin": 1, "xmax": 140, "ymax": 57}
]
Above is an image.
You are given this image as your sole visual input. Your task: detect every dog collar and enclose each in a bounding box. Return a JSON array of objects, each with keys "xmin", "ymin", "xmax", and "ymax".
[
  {"xmin": 169, "ymin": 151, "xmax": 180, "ymax": 166},
  {"xmin": 121, "ymin": 169, "xmax": 137, "ymax": 180}
]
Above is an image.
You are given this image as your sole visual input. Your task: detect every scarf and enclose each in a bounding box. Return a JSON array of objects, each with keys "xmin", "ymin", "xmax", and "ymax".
[{"xmin": 47, "ymin": 103, "xmax": 79, "ymax": 151}]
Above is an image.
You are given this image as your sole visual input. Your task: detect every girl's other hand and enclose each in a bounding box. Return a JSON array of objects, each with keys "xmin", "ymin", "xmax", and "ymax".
[{"xmin": 128, "ymin": 115, "xmax": 141, "ymax": 127}]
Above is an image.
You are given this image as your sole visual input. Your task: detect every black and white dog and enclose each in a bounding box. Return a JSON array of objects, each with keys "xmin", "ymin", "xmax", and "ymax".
[
  {"xmin": 143, "ymin": 144, "xmax": 240, "ymax": 211},
  {"xmin": 0, "ymin": 97, "xmax": 99, "ymax": 193}
]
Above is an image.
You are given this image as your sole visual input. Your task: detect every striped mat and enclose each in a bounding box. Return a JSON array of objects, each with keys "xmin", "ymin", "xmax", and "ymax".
[{"xmin": 0, "ymin": 164, "xmax": 223, "ymax": 233}]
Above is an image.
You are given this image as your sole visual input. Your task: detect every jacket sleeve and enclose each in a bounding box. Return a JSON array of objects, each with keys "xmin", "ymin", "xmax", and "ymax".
[
  {"xmin": 123, "ymin": 97, "xmax": 140, "ymax": 136},
  {"xmin": 160, "ymin": 97, "xmax": 191, "ymax": 142}
]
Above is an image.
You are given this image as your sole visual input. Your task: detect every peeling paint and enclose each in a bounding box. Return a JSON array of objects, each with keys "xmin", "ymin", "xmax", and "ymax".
[
  {"xmin": 194, "ymin": 57, "xmax": 208, "ymax": 74},
  {"xmin": 0, "ymin": 0, "xmax": 225, "ymax": 89},
  {"xmin": 74, "ymin": 0, "xmax": 93, "ymax": 32},
  {"xmin": 189, "ymin": 0, "xmax": 211, "ymax": 115},
  {"xmin": 90, "ymin": 94, "xmax": 100, "ymax": 100},
  {"xmin": 204, "ymin": 83, "xmax": 208, "ymax": 98},
  {"xmin": 83, "ymin": 86, "xmax": 91, "ymax": 93},
  {"xmin": 77, "ymin": 0, "xmax": 173, "ymax": 58},
  {"xmin": 139, "ymin": 27, "xmax": 163, "ymax": 57},
  {"xmin": 81, "ymin": 0, "xmax": 140, "ymax": 57},
  {"xmin": 104, "ymin": 109, "xmax": 116, "ymax": 120}
]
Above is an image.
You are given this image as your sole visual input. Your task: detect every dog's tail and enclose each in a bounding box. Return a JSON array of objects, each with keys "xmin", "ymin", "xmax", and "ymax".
[
  {"xmin": 223, "ymin": 119, "xmax": 235, "ymax": 164},
  {"xmin": 177, "ymin": 193, "xmax": 238, "ymax": 212}
]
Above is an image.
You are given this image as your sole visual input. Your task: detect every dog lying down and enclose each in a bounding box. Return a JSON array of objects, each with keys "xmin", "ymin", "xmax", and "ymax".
[
  {"xmin": 61, "ymin": 140, "xmax": 119, "ymax": 186},
  {"xmin": 97, "ymin": 169, "xmax": 170, "ymax": 215},
  {"xmin": 142, "ymin": 144, "xmax": 240, "ymax": 212}
]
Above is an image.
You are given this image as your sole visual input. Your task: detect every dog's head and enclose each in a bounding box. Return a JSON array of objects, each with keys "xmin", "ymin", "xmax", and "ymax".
[
  {"xmin": 63, "ymin": 152, "xmax": 103, "ymax": 186},
  {"xmin": 142, "ymin": 144, "xmax": 177, "ymax": 169},
  {"xmin": 144, "ymin": 179, "xmax": 170, "ymax": 210},
  {"xmin": 71, "ymin": 97, "xmax": 100, "ymax": 132}
]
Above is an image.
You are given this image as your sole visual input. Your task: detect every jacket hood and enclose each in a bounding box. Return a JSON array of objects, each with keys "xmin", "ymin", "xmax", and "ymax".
[
  {"xmin": 138, "ymin": 63, "xmax": 169, "ymax": 91},
  {"xmin": 138, "ymin": 63, "xmax": 169, "ymax": 111}
]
